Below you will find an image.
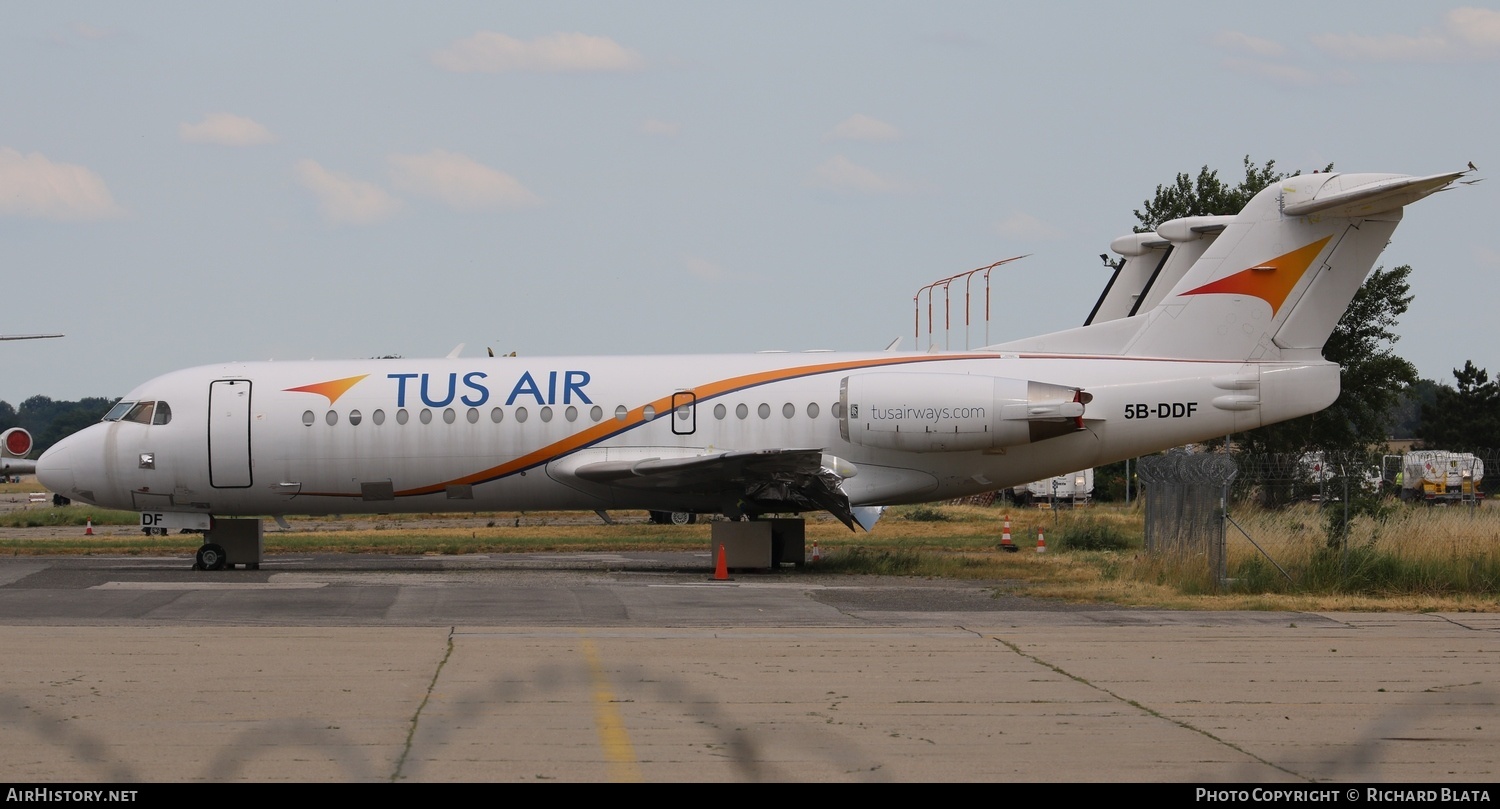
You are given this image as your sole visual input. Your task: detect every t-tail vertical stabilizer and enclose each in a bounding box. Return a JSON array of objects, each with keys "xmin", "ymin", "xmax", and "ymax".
[{"xmin": 989, "ymin": 169, "xmax": 1468, "ymax": 363}]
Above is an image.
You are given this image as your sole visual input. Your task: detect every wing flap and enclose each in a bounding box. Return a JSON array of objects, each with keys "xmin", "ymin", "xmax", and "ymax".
[{"xmin": 568, "ymin": 448, "xmax": 863, "ymax": 530}]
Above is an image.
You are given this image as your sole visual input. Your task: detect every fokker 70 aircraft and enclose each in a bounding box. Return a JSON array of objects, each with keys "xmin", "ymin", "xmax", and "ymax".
[{"xmin": 36, "ymin": 169, "xmax": 1468, "ymax": 568}]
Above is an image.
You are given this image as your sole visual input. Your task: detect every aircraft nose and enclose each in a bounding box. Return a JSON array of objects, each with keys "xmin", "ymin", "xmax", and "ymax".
[{"xmin": 36, "ymin": 435, "xmax": 78, "ymax": 502}]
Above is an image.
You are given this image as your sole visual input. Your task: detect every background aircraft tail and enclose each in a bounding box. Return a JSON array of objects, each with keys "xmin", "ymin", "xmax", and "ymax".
[{"xmin": 989, "ymin": 170, "xmax": 1466, "ymax": 363}]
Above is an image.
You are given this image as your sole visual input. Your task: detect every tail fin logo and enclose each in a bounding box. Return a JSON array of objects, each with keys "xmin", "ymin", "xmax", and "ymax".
[
  {"xmin": 285, "ymin": 374, "xmax": 369, "ymax": 405},
  {"xmin": 1177, "ymin": 236, "xmax": 1332, "ymax": 316}
]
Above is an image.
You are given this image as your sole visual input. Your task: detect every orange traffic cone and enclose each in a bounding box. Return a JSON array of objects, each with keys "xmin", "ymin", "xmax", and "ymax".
[
  {"xmin": 714, "ymin": 543, "xmax": 730, "ymax": 580},
  {"xmin": 811, "ymin": 541, "xmax": 821, "ymax": 563},
  {"xmin": 85, "ymin": 520, "xmax": 94, "ymax": 536},
  {"xmin": 1000, "ymin": 515, "xmax": 1017, "ymax": 552},
  {"xmin": 1036, "ymin": 527, "xmax": 1047, "ymax": 553}
]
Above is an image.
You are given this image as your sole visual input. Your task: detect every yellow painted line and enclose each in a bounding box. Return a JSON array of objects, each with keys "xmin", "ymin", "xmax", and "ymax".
[{"xmin": 580, "ymin": 637, "xmax": 642, "ymax": 782}]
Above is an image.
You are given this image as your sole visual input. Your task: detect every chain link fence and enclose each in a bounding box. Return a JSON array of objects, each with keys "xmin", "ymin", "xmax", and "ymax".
[
  {"xmin": 1137, "ymin": 452, "xmax": 1238, "ymax": 585},
  {"xmin": 1135, "ymin": 448, "xmax": 1499, "ymax": 592}
]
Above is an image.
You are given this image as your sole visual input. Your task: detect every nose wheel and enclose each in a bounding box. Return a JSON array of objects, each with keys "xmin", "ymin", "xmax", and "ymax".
[{"xmin": 194, "ymin": 543, "xmax": 228, "ymax": 571}]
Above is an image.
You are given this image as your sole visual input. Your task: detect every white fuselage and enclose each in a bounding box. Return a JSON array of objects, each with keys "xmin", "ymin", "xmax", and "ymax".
[{"xmin": 36, "ymin": 350, "xmax": 1335, "ymax": 521}]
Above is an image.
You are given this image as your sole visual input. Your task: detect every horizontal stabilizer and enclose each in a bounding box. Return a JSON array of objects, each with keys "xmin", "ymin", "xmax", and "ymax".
[{"xmin": 1281, "ymin": 171, "xmax": 1465, "ymax": 218}]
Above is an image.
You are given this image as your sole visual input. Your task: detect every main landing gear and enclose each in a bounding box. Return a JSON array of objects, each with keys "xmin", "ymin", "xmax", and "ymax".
[
  {"xmin": 194, "ymin": 543, "xmax": 228, "ymax": 571},
  {"xmin": 648, "ymin": 510, "xmax": 697, "ymax": 525}
]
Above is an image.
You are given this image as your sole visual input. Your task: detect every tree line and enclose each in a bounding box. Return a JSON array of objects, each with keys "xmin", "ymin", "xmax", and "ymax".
[{"xmin": 1, "ymin": 396, "xmax": 115, "ymax": 458}]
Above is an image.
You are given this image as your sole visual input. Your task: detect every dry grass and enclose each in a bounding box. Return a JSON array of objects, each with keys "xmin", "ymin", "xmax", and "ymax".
[{"xmin": 3, "ymin": 499, "xmax": 1496, "ymax": 611}]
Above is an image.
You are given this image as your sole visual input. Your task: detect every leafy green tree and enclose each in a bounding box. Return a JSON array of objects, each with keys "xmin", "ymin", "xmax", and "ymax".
[
  {"xmin": 1387, "ymin": 378, "xmax": 1440, "ymax": 439},
  {"xmin": 6, "ymin": 396, "xmax": 115, "ymax": 457},
  {"xmin": 39, "ymin": 399, "xmax": 114, "ymax": 452},
  {"xmin": 1417, "ymin": 361, "xmax": 1500, "ymax": 451},
  {"xmin": 1133, "ymin": 156, "xmax": 1318, "ymax": 232}
]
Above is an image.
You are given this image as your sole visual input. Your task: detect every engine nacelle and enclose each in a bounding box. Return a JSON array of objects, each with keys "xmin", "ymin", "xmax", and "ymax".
[
  {"xmin": 1, "ymin": 427, "xmax": 33, "ymax": 458},
  {"xmin": 838, "ymin": 373, "xmax": 1087, "ymax": 453}
]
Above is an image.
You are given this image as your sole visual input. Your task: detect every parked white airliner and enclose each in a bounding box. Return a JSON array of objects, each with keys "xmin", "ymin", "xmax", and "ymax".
[{"xmin": 35, "ymin": 169, "xmax": 1467, "ymax": 558}]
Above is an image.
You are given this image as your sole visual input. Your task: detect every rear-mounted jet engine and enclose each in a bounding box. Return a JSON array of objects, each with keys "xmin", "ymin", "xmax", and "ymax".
[{"xmin": 838, "ymin": 373, "xmax": 1089, "ymax": 452}]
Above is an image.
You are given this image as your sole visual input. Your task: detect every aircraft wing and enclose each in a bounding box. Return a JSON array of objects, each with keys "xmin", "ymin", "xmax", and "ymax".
[{"xmin": 570, "ymin": 448, "xmax": 860, "ymax": 530}]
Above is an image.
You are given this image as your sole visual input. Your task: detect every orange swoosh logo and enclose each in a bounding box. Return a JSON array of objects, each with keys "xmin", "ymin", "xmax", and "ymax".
[
  {"xmin": 299, "ymin": 354, "xmax": 984, "ymax": 498},
  {"xmin": 1178, "ymin": 236, "xmax": 1332, "ymax": 316},
  {"xmin": 284, "ymin": 374, "xmax": 369, "ymax": 405}
]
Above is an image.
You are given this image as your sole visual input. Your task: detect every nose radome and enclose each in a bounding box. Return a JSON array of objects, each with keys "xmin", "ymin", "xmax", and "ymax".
[{"xmin": 36, "ymin": 438, "xmax": 75, "ymax": 501}]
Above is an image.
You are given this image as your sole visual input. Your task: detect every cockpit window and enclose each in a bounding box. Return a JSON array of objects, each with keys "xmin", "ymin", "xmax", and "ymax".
[
  {"xmin": 103, "ymin": 400, "xmax": 172, "ymax": 425},
  {"xmin": 103, "ymin": 401, "xmax": 136, "ymax": 421},
  {"xmin": 122, "ymin": 402, "xmax": 156, "ymax": 424}
]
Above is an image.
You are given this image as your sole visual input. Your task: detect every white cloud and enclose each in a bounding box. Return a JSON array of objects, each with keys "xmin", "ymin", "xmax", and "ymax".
[
  {"xmin": 640, "ymin": 119, "xmax": 681, "ymax": 136},
  {"xmin": 824, "ymin": 114, "xmax": 901, "ymax": 142},
  {"xmin": 1212, "ymin": 31, "xmax": 1287, "ymax": 58},
  {"xmin": 1313, "ymin": 7, "xmax": 1500, "ymax": 62},
  {"xmin": 808, "ymin": 155, "xmax": 900, "ymax": 194},
  {"xmin": 1312, "ymin": 31, "xmax": 1449, "ymax": 62},
  {"xmin": 1219, "ymin": 58, "xmax": 1346, "ymax": 87},
  {"xmin": 932, "ymin": 30, "xmax": 985, "ymax": 48},
  {"xmin": 0, "ymin": 147, "xmax": 124, "ymax": 221},
  {"xmin": 993, "ymin": 212, "xmax": 1063, "ymax": 240},
  {"xmin": 48, "ymin": 21, "xmax": 116, "ymax": 46},
  {"xmin": 180, "ymin": 113, "xmax": 275, "ymax": 146},
  {"xmin": 1211, "ymin": 30, "xmax": 1360, "ymax": 86},
  {"xmin": 294, "ymin": 160, "xmax": 401, "ymax": 225},
  {"xmin": 683, "ymin": 254, "xmax": 731, "ymax": 281},
  {"xmin": 387, "ymin": 150, "xmax": 540, "ymax": 211},
  {"xmin": 1474, "ymin": 245, "xmax": 1500, "ymax": 270},
  {"xmin": 70, "ymin": 22, "xmax": 115, "ymax": 41},
  {"xmin": 432, "ymin": 31, "xmax": 644, "ymax": 73},
  {"xmin": 1450, "ymin": 6, "xmax": 1500, "ymax": 48}
]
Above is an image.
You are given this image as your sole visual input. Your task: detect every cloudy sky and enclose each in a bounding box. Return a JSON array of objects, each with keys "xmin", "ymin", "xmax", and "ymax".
[{"xmin": 3, "ymin": 2, "xmax": 1497, "ymax": 405}]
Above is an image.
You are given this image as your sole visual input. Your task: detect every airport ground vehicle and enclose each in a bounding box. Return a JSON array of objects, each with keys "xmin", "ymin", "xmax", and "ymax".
[
  {"xmin": 1395, "ymin": 450, "xmax": 1485, "ymax": 504},
  {"xmin": 1012, "ymin": 469, "xmax": 1093, "ymax": 506}
]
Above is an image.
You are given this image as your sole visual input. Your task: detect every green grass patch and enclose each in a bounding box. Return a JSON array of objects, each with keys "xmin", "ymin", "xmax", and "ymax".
[
  {"xmin": 1055, "ymin": 517, "xmax": 1137, "ymax": 552},
  {"xmin": 0, "ymin": 506, "xmax": 139, "ymax": 528},
  {"xmin": 898, "ymin": 504, "xmax": 952, "ymax": 522},
  {"xmin": 814, "ymin": 544, "xmax": 925, "ymax": 574},
  {"xmin": 809, "ymin": 545, "xmax": 1030, "ymax": 579},
  {"xmin": 1230, "ymin": 542, "xmax": 1500, "ymax": 596}
]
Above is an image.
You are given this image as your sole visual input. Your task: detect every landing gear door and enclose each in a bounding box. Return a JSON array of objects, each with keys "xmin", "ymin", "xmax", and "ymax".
[{"xmin": 209, "ymin": 379, "xmax": 253, "ymax": 488}]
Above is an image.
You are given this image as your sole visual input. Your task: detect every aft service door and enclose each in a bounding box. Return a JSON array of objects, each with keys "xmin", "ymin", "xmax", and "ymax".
[
  {"xmin": 671, "ymin": 391, "xmax": 696, "ymax": 435},
  {"xmin": 208, "ymin": 379, "xmax": 253, "ymax": 488}
]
